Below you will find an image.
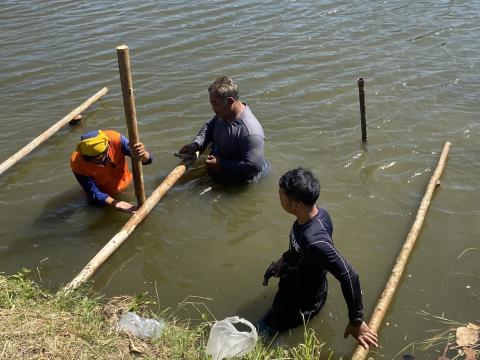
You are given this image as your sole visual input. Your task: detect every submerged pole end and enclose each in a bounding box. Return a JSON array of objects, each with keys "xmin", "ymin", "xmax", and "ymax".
[{"xmin": 68, "ymin": 114, "xmax": 82, "ymax": 126}]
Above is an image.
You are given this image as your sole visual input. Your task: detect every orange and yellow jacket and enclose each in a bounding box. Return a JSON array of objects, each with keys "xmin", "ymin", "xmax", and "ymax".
[{"xmin": 70, "ymin": 130, "xmax": 132, "ymax": 203}]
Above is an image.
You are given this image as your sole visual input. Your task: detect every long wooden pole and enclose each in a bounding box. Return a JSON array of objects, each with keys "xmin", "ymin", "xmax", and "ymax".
[
  {"xmin": 0, "ymin": 87, "xmax": 108, "ymax": 176},
  {"xmin": 351, "ymin": 141, "xmax": 452, "ymax": 360},
  {"xmin": 61, "ymin": 155, "xmax": 198, "ymax": 293},
  {"xmin": 358, "ymin": 78, "xmax": 367, "ymax": 142},
  {"xmin": 117, "ymin": 44, "xmax": 146, "ymax": 207}
]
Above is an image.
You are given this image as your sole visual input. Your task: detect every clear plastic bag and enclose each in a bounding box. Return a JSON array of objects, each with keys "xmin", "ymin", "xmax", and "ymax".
[
  {"xmin": 117, "ymin": 311, "xmax": 165, "ymax": 338},
  {"xmin": 206, "ymin": 316, "xmax": 258, "ymax": 360}
]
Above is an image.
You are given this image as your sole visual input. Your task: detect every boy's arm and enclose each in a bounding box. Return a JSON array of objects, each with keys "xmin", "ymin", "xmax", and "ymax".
[
  {"xmin": 308, "ymin": 240, "xmax": 378, "ymax": 349},
  {"xmin": 308, "ymin": 240, "xmax": 364, "ymax": 322}
]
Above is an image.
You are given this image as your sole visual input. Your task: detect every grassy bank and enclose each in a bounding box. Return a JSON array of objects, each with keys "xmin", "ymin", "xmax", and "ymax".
[{"xmin": 0, "ymin": 270, "xmax": 332, "ymax": 359}]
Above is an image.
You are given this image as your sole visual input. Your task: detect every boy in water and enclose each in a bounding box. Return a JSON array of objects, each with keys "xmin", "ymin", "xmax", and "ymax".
[{"xmin": 259, "ymin": 168, "xmax": 378, "ymax": 349}]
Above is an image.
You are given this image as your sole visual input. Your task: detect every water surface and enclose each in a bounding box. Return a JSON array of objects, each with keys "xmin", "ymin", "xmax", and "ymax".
[{"xmin": 1, "ymin": 1, "xmax": 479, "ymax": 357}]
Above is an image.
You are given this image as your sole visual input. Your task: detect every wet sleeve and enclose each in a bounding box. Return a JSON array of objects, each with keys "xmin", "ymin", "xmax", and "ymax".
[
  {"xmin": 307, "ymin": 240, "xmax": 364, "ymax": 323},
  {"xmin": 192, "ymin": 117, "xmax": 216, "ymax": 151},
  {"xmin": 120, "ymin": 134, "xmax": 131, "ymax": 156},
  {"xmin": 120, "ymin": 134, "xmax": 153, "ymax": 165},
  {"xmin": 73, "ymin": 173, "xmax": 109, "ymax": 205},
  {"xmin": 219, "ymin": 134, "xmax": 264, "ymax": 177}
]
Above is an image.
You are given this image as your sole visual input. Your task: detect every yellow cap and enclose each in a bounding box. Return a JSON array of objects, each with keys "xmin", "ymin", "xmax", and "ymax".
[{"xmin": 76, "ymin": 130, "xmax": 109, "ymax": 157}]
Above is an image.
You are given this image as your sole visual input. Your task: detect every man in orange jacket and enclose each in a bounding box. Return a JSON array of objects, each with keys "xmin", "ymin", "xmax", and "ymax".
[{"xmin": 70, "ymin": 130, "xmax": 152, "ymax": 213}]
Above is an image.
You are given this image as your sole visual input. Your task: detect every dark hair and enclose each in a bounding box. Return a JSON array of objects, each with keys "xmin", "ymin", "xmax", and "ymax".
[{"xmin": 279, "ymin": 168, "xmax": 320, "ymax": 206}]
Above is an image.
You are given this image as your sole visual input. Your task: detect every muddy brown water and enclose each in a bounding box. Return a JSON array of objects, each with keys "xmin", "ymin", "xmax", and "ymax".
[{"xmin": 1, "ymin": 1, "xmax": 478, "ymax": 357}]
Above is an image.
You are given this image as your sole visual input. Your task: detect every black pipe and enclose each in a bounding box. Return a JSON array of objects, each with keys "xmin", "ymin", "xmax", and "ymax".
[{"xmin": 357, "ymin": 78, "xmax": 367, "ymax": 142}]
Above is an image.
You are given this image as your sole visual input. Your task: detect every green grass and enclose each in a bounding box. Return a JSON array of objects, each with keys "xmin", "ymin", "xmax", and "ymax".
[{"xmin": 0, "ymin": 270, "xmax": 333, "ymax": 359}]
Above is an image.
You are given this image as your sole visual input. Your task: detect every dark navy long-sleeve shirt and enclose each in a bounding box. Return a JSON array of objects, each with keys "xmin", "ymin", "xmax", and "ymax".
[
  {"xmin": 192, "ymin": 104, "xmax": 268, "ymax": 182},
  {"xmin": 281, "ymin": 207, "xmax": 364, "ymax": 323},
  {"xmin": 73, "ymin": 134, "xmax": 152, "ymax": 204}
]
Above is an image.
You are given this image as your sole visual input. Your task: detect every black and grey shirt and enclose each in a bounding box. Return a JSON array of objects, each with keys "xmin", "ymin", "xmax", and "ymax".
[
  {"xmin": 192, "ymin": 105, "xmax": 268, "ymax": 182},
  {"xmin": 281, "ymin": 207, "xmax": 365, "ymax": 323}
]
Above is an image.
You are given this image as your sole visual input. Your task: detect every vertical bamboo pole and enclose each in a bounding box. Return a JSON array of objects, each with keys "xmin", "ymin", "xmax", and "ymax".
[
  {"xmin": 351, "ymin": 141, "xmax": 452, "ymax": 360},
  {"xmin": 117, "ymin": 44, "xmax": 146, "ymax": 207},
  {"xmin": 358, "ymin": 78, "xmax": 367, "ymax": 142},
  {"xmin": 0, "ymin": 87, "xmax": 108, "ymax": 176}
]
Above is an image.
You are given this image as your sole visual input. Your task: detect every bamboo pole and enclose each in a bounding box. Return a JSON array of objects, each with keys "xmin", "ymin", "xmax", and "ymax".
[
  {"xmin": 0, "ymin": 87, "xmax": 109, "ymax": 176},
  {"xmin": 117, "ymin": 44, "xmax": 146, "ymax": 207},
  {"xmin": 358, "ymin": 78, "xmax": 367, "ymax": 142},
  {"xmin": 61, "ymin": 155, "xmax": 198, "ymax": 293},
  {"xmin": 351, "ymin": 141, "xmax": 452, "ymax": 360}
]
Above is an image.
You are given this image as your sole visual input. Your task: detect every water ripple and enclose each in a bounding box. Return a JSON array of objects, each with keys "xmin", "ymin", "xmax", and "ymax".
[{"xmin": 1, "ymin": 1, "xmax": 479, "ymax": 355}]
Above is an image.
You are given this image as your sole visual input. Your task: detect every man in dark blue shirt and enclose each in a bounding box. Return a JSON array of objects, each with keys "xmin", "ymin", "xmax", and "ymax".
[
  {"xmin": 259, "ymin": 168, "xmax": 378, "ymax": 350},
  {"xmin": 178, "ymin": 76, "xmax": 269, "ymax": 183}
]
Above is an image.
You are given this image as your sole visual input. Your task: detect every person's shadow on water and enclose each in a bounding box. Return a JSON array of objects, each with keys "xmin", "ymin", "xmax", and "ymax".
[
  {"xmin": 35, "ymin": 188, "xmax": 93, "ymax": 230},
  {"xmin": 36, "ymin": 188, "xmax": 136, "ymax": 233}
]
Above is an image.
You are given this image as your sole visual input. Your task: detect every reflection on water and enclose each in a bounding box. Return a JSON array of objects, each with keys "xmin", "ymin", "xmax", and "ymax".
[{"xmin": 0, "ymin": 1, "xmax": 479, "ymax": 357}]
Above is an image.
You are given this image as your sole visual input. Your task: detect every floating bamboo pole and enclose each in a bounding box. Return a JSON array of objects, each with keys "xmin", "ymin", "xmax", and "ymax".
[
  {"xmin": 0, "ymin": 87, "xmax": 109, "ymax": 176},
  {"xmin": 358, "ymin": 78, "xmax": 367, "ymax": 142},
  {"xmin": 61, "ymin": 154, "xmax": 198, "ymax": 293},
  {"xmin": 351, "ymin": 141, "xmax": 452, "ymax": 360},
  {"xmin": 117, "ymin": 45, "xmax": 146, "ymax": 207}
]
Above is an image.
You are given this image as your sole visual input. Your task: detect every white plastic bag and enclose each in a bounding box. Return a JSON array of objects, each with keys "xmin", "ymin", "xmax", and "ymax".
[
  {"xmin": 206, "ymin": 316, "xmax": 258, "ymax": 360},
  {"xmin": 117, "ymin": 312, "xmax": 165, "ymax": 338}
]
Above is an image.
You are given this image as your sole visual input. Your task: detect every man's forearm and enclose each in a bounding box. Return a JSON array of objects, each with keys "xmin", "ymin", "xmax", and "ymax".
[{"xmin": 192, "ymin": 121, "xmax": 213, "ymax": 150}]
